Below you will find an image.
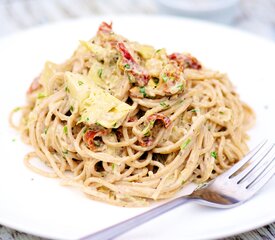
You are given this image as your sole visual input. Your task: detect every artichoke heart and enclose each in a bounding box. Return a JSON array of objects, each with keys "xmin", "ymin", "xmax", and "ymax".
[{"xmin": 65, "ymin": 72, "xmax": 133, "ymax": 128}]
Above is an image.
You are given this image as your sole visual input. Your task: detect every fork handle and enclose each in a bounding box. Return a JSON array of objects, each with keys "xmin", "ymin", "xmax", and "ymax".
[{"xmin": 81, "ymin": 197, "xmax": 189, "ymax": 240}]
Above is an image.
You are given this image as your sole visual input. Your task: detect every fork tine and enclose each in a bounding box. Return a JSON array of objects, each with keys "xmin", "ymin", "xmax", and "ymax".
[
  {"xmin": 246, "ymin": 155, "xmax": 275, "ymax": 194},
  {"xmin": 222, "ymin": 139, "xmax": 268, "ymax": 178},
  {"xmin": 233, "ymin": 144, "xmax": 275, "ymax": 183}
]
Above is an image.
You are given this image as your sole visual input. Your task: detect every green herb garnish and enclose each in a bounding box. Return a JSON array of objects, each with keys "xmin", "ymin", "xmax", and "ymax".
[
  {"xmin": 95, "ymin": 121, "xmax": 101, "ymax": 126},
  {"xmin": 160, "ymin": 102, "xmax": 167, "ymax": 107},
  {"xmin": 98, "ymin": 69, "xmax": 103, "ymax": 78},
  {"xmin": 83, "ymin": 127, "xmax": 88, "ymax": 134},
  {"xmin": 177, "ymin": 84, "xmax": 183, "ymax": 91},
  {"xmin": 112, "ymin": 163, "xmax": 116, "ymax": 171},
  {"xmin": 127, "ymin": 73, "xmax": 136, "ymax": 83},
  {"xmin": 139, "ymin": 86, "xmax": 146, "ymax": 97},
  {"xmin": 70, "ymin": 105, "xmax": 74, "ymax": 113},
  {"xmin": 211, "ymin": 151, "xmax": 217, "ymax": 159},
  {"xmin": 94, "ymin": 140, "xmax": 101, "ymax": 147},
  {"xmin": 149, "ymin": 120, "xmax": 155, "ymax": 126},
  {"xmin": 190, "ymin": 109, "xmax": 199, "ymax": 112},
  {"xmin": 63, "ymin": 150, "xmax": 69, "ymax": 155},
  {"xmin": 180, "ymin": 138, "xmax": 191, "ymax": 150},
  {"xmin": 78, "ymin": 81, "xmax": 84, "ymax": 86},
  {"xmin": 124, "ymin": 64, "xmax": 130, "ymax": 69},
  {"xmin": 63, "ymin": 125, "xmax": 68, "ymax": 135},
  {"xmin": 13, "ymin": 107, "xmax": 21, "ymax": 112},
  {"xmin": 161, "ymin": 74, "xmax": 169, "ymax": 83},
  {"xmin": 65, "ymin": 86, "xmax": 70, "ymax": 93},
  {"xmin": 44, "ymin": 128, "xmax": 48, "ymax": 134},
  {"xmin": 144, "ymin": 131, "xmax": 151, "ymax": 137},
  {"xmin": 37, "ymin": 93, "xmax": 46, "ymax": 99}
]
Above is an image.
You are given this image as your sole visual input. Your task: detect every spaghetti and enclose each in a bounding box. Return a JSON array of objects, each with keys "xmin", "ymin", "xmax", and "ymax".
[{"xmin": 11, "ymin": 22, "xmax": 255, "ymax": 207}]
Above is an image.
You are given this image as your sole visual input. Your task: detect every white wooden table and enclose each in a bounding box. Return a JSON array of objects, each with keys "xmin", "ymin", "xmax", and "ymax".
[{"xmin": 0, "ymin": 0, "xmax": 274, "ymax": 239}]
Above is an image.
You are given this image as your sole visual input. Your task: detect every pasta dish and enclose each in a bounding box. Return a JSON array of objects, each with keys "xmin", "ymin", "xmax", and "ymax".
[{"xmin": 10, "ymin": 22, "xmax": 255, "ymax": 207}]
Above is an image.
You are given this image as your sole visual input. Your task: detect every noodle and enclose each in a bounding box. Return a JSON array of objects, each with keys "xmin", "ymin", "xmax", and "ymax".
[{"xmin": 10, "ymin": 22, "xmax": 255, "ymax": 207}]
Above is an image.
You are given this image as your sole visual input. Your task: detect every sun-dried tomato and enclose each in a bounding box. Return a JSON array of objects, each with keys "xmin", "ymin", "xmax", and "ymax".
[
  {"xmin": 169, "ymin": 53, "xmax": 201, "ymax": 70},
  {"xmin": 97, "ymin": 22, "xmax": 113, "ymax": 34},
  {"xmin": 139, "ymin": 137, "xmax": 153, "ymax": 147},
  {"xmin": 84, "ymin": 129, "xmax": 108, "ymax": 150},
  {"xmin": 147, "ymin": 113, "xmax": 171, "ymax": 128},
  {"xmin": 117, "ymin": 42, "xmax": 149, "ymax": 86}
]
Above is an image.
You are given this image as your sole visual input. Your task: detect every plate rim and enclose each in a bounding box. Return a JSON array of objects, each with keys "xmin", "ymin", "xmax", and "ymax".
[{"xmin": 0, "ymin": 14, "xmax": 274, "ymax": 240}]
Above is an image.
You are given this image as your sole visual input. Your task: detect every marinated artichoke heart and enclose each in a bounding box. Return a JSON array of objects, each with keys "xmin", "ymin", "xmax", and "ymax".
[{"xmin": 65, "ymin": 72, "xmax": 133, "ymax": 128}]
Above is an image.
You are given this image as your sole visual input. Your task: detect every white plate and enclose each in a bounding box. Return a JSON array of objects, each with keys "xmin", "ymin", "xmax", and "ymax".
[{"xmin": 0, "ymin": 16, "xmax": 274, "ymax": 240}]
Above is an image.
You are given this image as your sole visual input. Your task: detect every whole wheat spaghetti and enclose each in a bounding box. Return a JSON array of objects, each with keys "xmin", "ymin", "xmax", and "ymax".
[{"xmin": 10, "ymin": 22, "xmax": 255, "ymax": 207}]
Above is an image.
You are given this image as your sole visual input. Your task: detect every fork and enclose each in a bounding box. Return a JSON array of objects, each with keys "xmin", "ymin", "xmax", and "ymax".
[{"xmin": 81, "ymin": 140, "xmax": 275, "ymax": 240}]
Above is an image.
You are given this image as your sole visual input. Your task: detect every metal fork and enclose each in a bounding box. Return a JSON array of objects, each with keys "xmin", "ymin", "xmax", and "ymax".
[{"xmin": 81, "ymin": 140, "xmax": 275, "ymax": 240}]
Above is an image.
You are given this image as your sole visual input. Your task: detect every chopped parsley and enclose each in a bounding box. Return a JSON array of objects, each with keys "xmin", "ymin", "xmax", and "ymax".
[
  {"xmin": 44, "ymin": 128, "xmax": 48, "ymax": 134},
  {"xmin": 159, "ymin": 102, "xmax": 167, "ymax": 107},
  {"xmin": 139, "ymin": 86, "xmax": 146, "ymax": 97},
  {"xmin": 161, "ymin": 74, "xmax": 169, "ymax": 83},
  {"xmin": 142, "ymin": 122, "xmax": 153, "ymax": 137},
  {"xmin": 97, "ymin": 68, "xmax": 103, "ymax": 78},
  {"xmin": 37, "ymin": 93, "xmax": 46, "ymax": 99},
  {"xmin": 156, "ymin": 49, "xmax": 162, "ymax": 53},
  {"xmin": 177, "ymin": 84, "xmax": 183, "ymax": 91},
  {"xmin": 124, "ymin": 64, "xmax": 130, "ymax": 69},
  {"xmin": 63, "ymin": 150, "xmax": 69, "ymax": 155},
  {"xmin": 127, "ymin": 73, "xmax": 134, "ymax": 83},
  {"xmin": 65, "ymin": 86, "xmax": 70, "ymax": 93},
  {"xmin": 83, "ymin": 127, "xmax": 88, "ymax": 134},
  {"xmin": 219, "ymin": 111, "xmax": 224, "ymax": 114},
  {"xmin": 63, "ymin": 125, "xmax": 68, "ymax": 135},
  {"xmin": 190, "ymin": 109, "xmax": 199, "ymax": 112},
  {"xmin": 70, "ymin": 105, "xmax": 74, "ymax": 113},
  {"xmin": 180, "ymin": 138, "xmax": 191, "ymax": 150},
  {"xmin": 211, "ymin": 151, "xmax": 217, "ymax": 159},
  {"xmin": 86, "ymin": 117, "xmax": 90, "ymax": 121},
  {"xmin": 12, "ymin": 138, "xmax": 16, "ymax": 142},
  {"xmin": 113, "ymin": 122, "xmax": 117, "ymax": 127},
  {"xmin": 112, "ymin": 163, "xmax": 116, "ymax": 171},
  {"xmin": 13, "ymin": 107, "xmax": 21, "ymax": 112},
  {"xmin": 159, "ymin": 102, "xmax": 170, "ymax": 109},
  {"xmin": 78, "ymin": 81, "xmax": 84, "ymax": 86},
  {"xmin": 144, "ymin": 131, "xmax": 151, "ymax": 137},
  {"xmin": 94, "ymin": 140, "xmax": 101, "ymax": 147},
  {"xmin": 95, "ymin": 121, "xmax": 101, "ymax": 126}
]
